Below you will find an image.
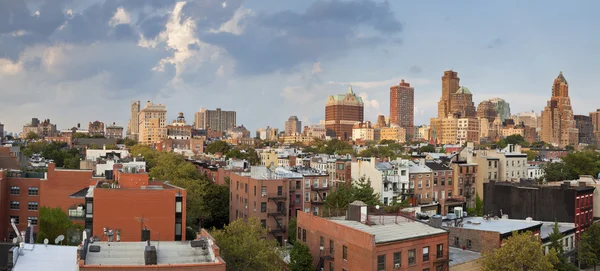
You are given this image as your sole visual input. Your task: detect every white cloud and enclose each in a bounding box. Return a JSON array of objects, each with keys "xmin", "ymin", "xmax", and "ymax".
[
  {"xmin": 0, "ymin": 59, "xmax": 23, "ymax": 75},
  {"xmin": 66, "ymin": 9, "xmax": 73, "ymax": 17},
  {"xmin": 222, "ymin": 2, "xmax": 228, "ymax": 8},
  {"xmin": 216, "ymin": 65, "xmax": 225, "ymax": 76},
  {"xmin": 109, "ymin": 7, "xmax": 132, "ymax": 26},
  {"xmin": 209, "ymin": 6, "xmax": 251, "ymax": 36},
  {"xmin": 33, "ymin": 10, "xmax": 40, "ymax": 17},
  {"xmin": 328, "ymin": 77, "xmax": 431, "ymax": 89},
  {"xmin": 311, "ymin": 62, "xmax": 322, "ymax": 74},
  {"xmin": 358, "ymin": 92, "xmax": 381, "ymax": 114}
]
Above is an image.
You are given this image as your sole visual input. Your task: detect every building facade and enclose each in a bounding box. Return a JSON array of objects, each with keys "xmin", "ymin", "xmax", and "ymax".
[
  {"xmin": 540, "ymin": 72, "xmax": 579, "ymax": 147},
  {"xmin": 138, "ymin": 101, "xmax": 167, "ymax": 145},
  {"xmin": 88, "ymin": 121, "xmax": 105, "ymax": 137},
  {"xmin": 325, "ymin": 86, "xmax": 364, "ymax": 140},
  {"xmin": 285, "ymin": 116, "xmax": 302, "ymax": 136},
  {"xmin": 489, "ymin": 98, "xmax": 511, "ymax": 122},
  {"xmin": 574, "ymin": 115, "xmax": 596, "ymax": 146},
  {"xmin": 590, "ymin": 109, "xmax": 600, "ymax": 145},
  {"xmin": 351, "ymin": 121, "xmax": 375, "ymax": 141},
  {"xmin": 389, "ymin": 79, "xmax": 414, "ymax": 139},
  {"xmin": 126, "ymin": 101, "xmax": 140, "ymax": 141},
  {"xmin": 438, "ymin": 70, "xmax": 460, "ymax": 118},
  {"xmin": 167, "ymin": 112, "xmax": 193, "ymax": 140},
  {"xmin": 105, "ymin": 123, "xmax": 123, "ymax": 139},
  {"xmin": 450, "ymin": 87, "xmax": 476, "ymax": 118},
  {"xmin": 196, "ymin": 108, "xmax": 236, "ymax": 132}
]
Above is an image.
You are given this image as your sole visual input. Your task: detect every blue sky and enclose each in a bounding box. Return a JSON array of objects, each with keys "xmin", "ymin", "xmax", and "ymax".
[{"xmin": 0, "ymin": 0, "xmax": 598, "ymax": 134}]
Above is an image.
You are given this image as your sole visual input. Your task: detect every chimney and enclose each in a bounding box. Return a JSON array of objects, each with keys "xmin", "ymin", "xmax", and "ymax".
[
  {"xmin": 144, "ymin": 245, "xmax": 157, "ymax": 265},
  {"xmin": 346, "ymin": 201, "xmax": 368, "ymax": 223}
]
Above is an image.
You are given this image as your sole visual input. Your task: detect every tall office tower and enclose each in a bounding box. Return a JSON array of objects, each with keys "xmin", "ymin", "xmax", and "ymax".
[
  {"xmin": 590, "ymin": 109, "xmax": 600, "ymax": 144},
  {"xmin": 138, "ymin": 101, "xmax": 167, "ymax": 145},
  {"xmin": 476, "ymin": 100, "xmax": 498, "ymax": 122},
  {"xmin": 574, "ymin": 115, "xmax": 595, "ymax": 145},
  {"xmin": 325, "ymin": 86, "xmax": 364, "ymax": 140},
  {"xmin": 375, "ymin": 115, "xmax": 387, "ymax": 128},
  {"xmin": 195, "ymin": 108, "xmax": 236, "ymax": 132},
  {"xmin": 488, "ymin": 98, "xmax": 511, "ymax": 122},
  {"xmin": 541, "ymin": 72, "xmax": 578, "ymax": 147},
  {"xmin": 450, "ymin": 87, "xmax": 476, "ymax": 118},
  {"xmin": 126, "ymin": 101, "xmax": 140, "ymax": 141},
  {"xmin": 285, "ymin": 116, "xmax": 302, "ymax": 136},
  {"xmin": 389, "ymin": 79, "xmax": 414, "ymax": 139},
  {"xmin": 438, "ymin": 70, "xmax": 460, "ymax": 118}
]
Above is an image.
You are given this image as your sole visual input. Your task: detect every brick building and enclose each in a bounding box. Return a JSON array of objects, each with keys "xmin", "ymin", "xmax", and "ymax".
[
  {"xmin": 88, "ymin": 121, "xmax": 105, "ymax": 137},
  {"xmin": 574, "ymin": 114, "xmax": 596, "ymax": 146},
  {"xmin": 483, "ymin": 181, "xmax": 594, "ymax": 239},
  {"xmin": 105, "ymin": 122, "xmax": 124, "ymax": 139},
  {"xmin": 389, "ymin": 79, "xmax": 414, "ymax": 139},
  {"xmin": 297, "ymin": 202, "xmax": 449, "ymax": 271},
  {"xmin": 325, "ymin": 86, "xmax": 364, "ymax": 140},
  {"xmin": 540, "ymin": 72, "xmax": 579, "ymax": 147},
  {"xmin": 425, "ymin": 161, "xmax": 457, "ymax": 215}
]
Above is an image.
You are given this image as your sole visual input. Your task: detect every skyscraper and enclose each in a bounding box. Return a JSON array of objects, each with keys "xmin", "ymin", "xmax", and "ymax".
[
  {"xmin": 590, "ymin": 109, "xmax": 600, "ymax": 145},
  {"xmin": 138, "ymin": 101, "xmax": 167, "ymax": 145},
  {"xmin": 389, "ymin": 79, "xmax": 414, "ymax": 138},
  {"xmin": 438, "ymin": 70, "xmax": 460, "ymax": 118},
  {"xmin": 325, "ymin": 86, "xmax": 364, "ymax": 140},
  {"xmin": 195, "ymin": 108, "xmax": 236, "ymax": 132},
  {"xmin": 574, "ymin": 115, "xmax": 595, "ymax": 146},
  {"xmin": 476, "ymin": 100, "xmax": 497, "ymax": 122},
  {"xmin": 285, "ymin": 116, "xmax": 302, "ymax": 136},
  {"xmin": 450, "ymin": 86, "xmax": 476, "ymax": 118},
  {"xmin": 488, "ymin": 98, "xmax": 511, "ymax": 122},
  {"xmin": 126, "ymin": 101, "xmax": 140, "ymax": 141},
  {"xmin": 541, "ymin": 72, "xmax": 578, "ymax": 147}
]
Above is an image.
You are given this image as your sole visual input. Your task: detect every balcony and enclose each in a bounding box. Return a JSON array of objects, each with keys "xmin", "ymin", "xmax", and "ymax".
[
  {"xmin": 395, "ymin": 188, "xmax": 414, "ymax": 195},
  {"xmin": 311, "ymin": 185, "xmax": 329, "ymax": 191},
  {"xmin": 268, "ymin": 208, "xmax": 286, "ymax": 217},
  {"xmin": 267, "ymin": 193, "xmax": 287, "ymax": 201},
  {"xmin": 68, "ymin": 207, "xmax": 85, "ymax": 220}
]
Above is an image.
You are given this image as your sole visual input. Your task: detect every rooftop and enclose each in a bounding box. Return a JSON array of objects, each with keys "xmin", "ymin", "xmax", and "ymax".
[
  {"xmin": 84, "ymin": 241, "xmax": 219, "ymax": 266},
  {"xmin": 12, "ymin": 244, "xmax": 78, "ymax": 271},
  {"xmin": 445, "ymin": 217, "xmax": 542, "ymax": 235},
  {"xmin": 328, "ymin": 216, "xmax": 447, "ymax": 244},
  {"xmin": 449, "ymin": 247, "xmax": 481, "ymax": 267},
  {"xmin": 540, "ymin": 221, "xmax": 575, "ymax": 241}
]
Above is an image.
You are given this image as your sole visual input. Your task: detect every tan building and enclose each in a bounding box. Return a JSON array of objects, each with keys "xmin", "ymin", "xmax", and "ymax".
[
  {"xmin": 105, "ymin": 122, "xmax": 123, "ymax": 139},
  {"xmin": 590, "ymin": 109, "xmax": 600, "ymax": 144},
  {"xmin": 280, "ymin": 135, "xmax": 315, "ymax": 146},
  {"xmin": 138, "ymin": 101, "xmax": 167, "ymax": 145},
  {"xmin": 88, "ymin": 121, "xmax": 105, "ymax": 136},
  {"xmin": 500, "ymin": 127, "xmax": 524, "ymax": 137},
  {"xmin": 352, "ymin": 121, "xmax": 375, "ymax": 141},
  {"xmin": 476, "ymin": 100, "xmax": 497, "ymax": 122},
  {"xmin": 374, "ymin": 115, "xmax": 387, "ymax": 128},
  {"xmin": 226, "ymin": 125, "xmax": 250, "ymax": 139},
  {"xmin": 390, "ymin": 79, "xmax": 414, "ymax": 139},
  {"xmin": 285, "ymin": 116, "xmax": 302, "ymax": 136},
  {"xmin": 513, "ymin": 111, "xmax": 542, "ymax": 129},
  {"xmin": 126, "ymin": 101, "xmax": 140, "ymax": 141},
  {"xmin": 457, "ymin": 118, "xmax": 480, "ymax": 145},
  {"xmin": 325, "ymin": 86, "xmax": 364, "ymax": 140},
  {"xmin": 380, "ymin": 125, "xmax": 406, "ymax": 143},
  {"xmin": 256, "ymin": 126, "xmax": 279, "ymax": 141},
  {"xmin": 450, "ymin": 87, "xmax": 476, "ymax": 118},
  {"xmin": 303, "ymin": 124, "xmax": 327, "ymax": 139},
  {"xmin": 21, "ymin": 118, "xmax": 57, "ymax": 139},
  {"xmin": 167, "ymin": 112, "xmax": 192, "ymax": 139},
  {"xmin": 438, "ymin": 70, "xmax": 461, "ymax": 118},
  {"xmin": 541, "ymin": 72, "xmax": 578, "ymax": 147},
  {"xmin": 431, "ymin": 71, "xmax": 476, "ymax": 144},
  {"xmin": 195, "ymin": 108, "xmax": 236, "ymax": 132}
]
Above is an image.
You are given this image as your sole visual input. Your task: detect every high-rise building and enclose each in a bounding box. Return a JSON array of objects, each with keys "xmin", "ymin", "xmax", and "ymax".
[
  {"xmin": 126, "ymin": 101, "xmax": 140, "ymax": 141},
  {"xmin": 476, "ymin": 100, "xmax": 497, "ymax": 122},
  {"xmin": 167, "ymin": 112, "xmax": 192, "ymax": 139},
  {"xmin": 590, "ymin": 109, "xmax": 600, "ymax": 145},
  {"xmin": 138, "ymin": 101, "xmax": 167, "ymax": 145},
  {"xmin": 88, "ymin": 121, "xmax": 105, "ymax": 136},
  {"xmin": 450, "ymin": 87, "xmax": 476, "ymax": 118},
  {"xmin": 374, "ymin": 115, "xmax": 387, "ymax": 128},
  {"xmin": 325, "ymin": 86, "xmax": 364, "ymax": 140},
  {"xmin": 489, "ymin": 98, "xmax": 511, "ymax": 122},
  {"xmin": 438, "ymin": 70, "xmax": 460, "ymax": 118},
  {"xmin": 513, "ymin": 111, "xmax": 541, "ymax": 129},
  {"xmin": 195, "ymin": 108, "xmax": 236, "ymax": 132},
  {"xmin": 574, "ymin": 115, "xmax": 595, "ymax": 146},
  {"xmin": 540, "ymin": 72, "xmax": 578, "ymax": 147},
  {"xmin": 285, "ymin": 116, "xmax": 302, "ymax": 136},
  {"xmin": 389, "ymin": 79, "xmax": 414, "ymax": 137}
]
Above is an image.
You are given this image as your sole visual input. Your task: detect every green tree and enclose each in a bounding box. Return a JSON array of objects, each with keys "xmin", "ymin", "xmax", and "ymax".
[
  {"xmin": 548, "ymin": 221, "xmax": 578, "ymax": 271},
  {"xmin": 245, "ymin": 148, "xmax": 260, "ymax": 166},
  {"xmin": 206, "ymin": 140, "xmax": 232, "ymax": 154},
  {"xmin": 353, "ymin": 177, "xmax": 381, "ymax": 206},
  {"xmin": 26, "ymin": 131, "xmax": 39, "ymax": 140},
  {"xmin": 73, "ymin": 132, "xmax": 90, "ymax": 138},
  {"xmin": 578, "ymin": 223, "xmax": 600, "ymax": 270},
  {"xmin": 200, "ymin": 184, "xmax": 229, "ymax": 229},
  {"xmin": 324, "ymin": 184, "xmax": 354, "ymax": 214},
  {"xmin": 542, "ymin": 162, "xmax": 578, "ymax": 182},
  {"xmin": 419, "ymin": 144, "xmax": 435, "ymax": 153},
  {"xmin": 562, "ymin": 150, "xmax": 600, "ymax": 177},
  {"xmin": 289, "ymin": 242, "xmax": 313, "ymax": 271},
  {"xmin": 129, "ymin": 144, "xmax": 159, "ymax": 169},
  {"xmin": 211, "ymin": 217, "xmax": 283, "ymax": 271},
  {"xmin": 480, "ymin": 231, "xmax": 558, "ymax": 271},
  {"xmin": 505, "ymin": 134, "xmax": 525, "ymax": 145},
  {"xmin": 468, "ymin": 194, "xmax": 484, "ymax": 216},
  {"xmin": 287, "ymin": 217, "xmax": 297, "ymax": 244},
  {"xmin": 186, "ymin": 227, "xmax": 197, "ymax": 241},
  {"xmin": 149, "ymin": 152, "xmax": 200, "ymax": 181},
  {"xmin": 170, "ymin": 178, "xmax": 207, "ymax": 229},
  {"xmin": 565, "ymin": 145, "xmax": 575, "ymax": 151},
  {"xmin": 36, "ymin": 207, "xmax": 79, "ymax": 245},
  {"xmin": 525, "ymin": 150, "xmax": 538, "ymax": 161}
]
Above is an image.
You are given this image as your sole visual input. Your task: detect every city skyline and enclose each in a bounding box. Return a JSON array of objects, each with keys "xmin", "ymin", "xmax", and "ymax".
[{"xmin": 1, "ymin": 0, "xmax": 599, "ymax": 133}]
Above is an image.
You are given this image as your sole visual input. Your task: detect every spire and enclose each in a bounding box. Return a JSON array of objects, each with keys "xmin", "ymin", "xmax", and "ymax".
[
  {"xmin": 347, "ymin": 84, "xmax": 354, "ymax": 95},
  {"xmin": 556, "ymin": 71, "xmax": 568, "ymax": 84}
]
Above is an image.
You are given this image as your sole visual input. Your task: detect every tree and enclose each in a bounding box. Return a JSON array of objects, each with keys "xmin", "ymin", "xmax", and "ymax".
[
  {"xmin": 324, "ymin": 184, "xmax": 354, "ymax": 214},
  {"xmin": 324, "ymin": 177, "xmax": 380, "ymax": 216},
  {"xmin": 578, "ymin": 223, "xmax": 600, "ymax": 270},
  {"xmin": 129, "ymin": 144, "xmax": 158, "ymax": 168},
  {"xmin": 565, "ymin": 145, "xmax": 575, "ymax": 151},
  {"xmin": 287, "ymin": 218, "xmax": 297, "ymax": 244},
  {"xmin": 353, "ymin": 177, "xmax": 381, "ymax": 206},
  {"xmin": 36, "ymin": 207, "xmax": 79, "ymax": 245},
  {"xmin": 149, "ymin": 152, "xmax": 200, "ymax": 181},
  {"xmin": 73, "ymin": 132, "xmax": 90, "ymax": 138},
  {"xmin": 542, "ymin": 162, "xmax": 578, "ymax": 182},
  {"xmin": 548, "ymin": 221, "xmax": 578, "ymax": 271},
  {"xmin": 206, "ymin": 140, "xmax": 232, "ymax": 154},
  {"xmin": 480, "ymin": 231, "xmax": 558, "ymax": 271},
  {"xmin": 468, "ymin": 194, "xmax": 483, "ymax": 216},
  {"xmin": 419, "ymin": 144, "xmax": 435, "ymax": 153},
  {"xmin": 562, "ymin": 150, "xmax": 600, "ymax": 177},
  {"xmin": 289, "ymin": 242, "xmax": 313, "ymax": 271},
  {"xmin": 200, "ymin": 184, "xmax": 229, "ymax": 229},
  {"xmin": 525, "ymin": 150, "xmax": 538, "ymax": 161},
  {"xmin": 186, "ymin": 227, "xmax": 197, "ymax": 241},
  {"xmin": 26, "ymin": 131, "xmax": 39, "ymax": 140},
  {"xmin": 211, "ymin": 217, "xmax": 283, "ymax": 271},
  {"xmin": 170, "ymin": 178, "xmax": 208, "ymax": 229},
  {"xmin": 505, "ymin": 134, "xmax": 525, "ymax": 145}
]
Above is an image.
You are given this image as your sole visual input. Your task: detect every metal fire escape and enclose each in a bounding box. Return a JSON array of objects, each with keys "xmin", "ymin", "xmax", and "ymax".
[{"xmin": 267, "ymin": 193, "xmax": 287, "ymax": 238}]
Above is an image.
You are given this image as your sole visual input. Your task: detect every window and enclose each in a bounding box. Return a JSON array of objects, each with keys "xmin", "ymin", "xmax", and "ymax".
[
  {"xmin": 10, "ymin": 216, "xmax": 19, "ymax": 225},
  {"xmin": 329, "ymin": 240, "xmax": 334, "ymax": 254},
  {"xmin": 408, "ymin": 249, "xmax": 416, "ymax": 265},
  {"xmin": 305, "ymin": 180, "xmax": 310, "ymax": 188},
  {"xmin": 254, "ymin": 186, "xmax": 256, "ymax": 196},
  {"xmin": 467, "ymin": 239, "xmax": 472, "ymax": 249},
  {"xmin": 393, "ymin": 252, "xmax": 401, "ymax": 267},
  {"xmin": 277, "ymin": 186, "xmax": 283, "ymax": 195},
  {"xmin": 261, "ymin": 186, "xmax": 267, "ymax": 196},
  {"xmin": 296, "ymin": 181, "xmax": 301, "ymax": 189},
  {"xmin": 377, "ymin": 255, "xmax": 386, "ymax": 271},
  {"xmin": 448, "ymin": 177, "xmax": 452, "ymax": 185},
  {"xmin": 261, "ymin": 219, "xmax": 266, "ymax": 228},
  {"xmin": 433, "ymin": 178, "xmax": 438, "ymax": 186},
  {"xmin": 423, "ymin": 246, "xmax": 430, "ymax": 262},
  {"xmin": 437, "ymin": 244, "xmax": 443, "ymax": 258},
  {"xmin": 10, "ymin": 201, "xmax": 19, "ymax": 210},
  {"xmin": 329, "ymin": 262, "xmax": 334, "ymax": 271},
  {"xmin": 28, "ymin": 217, "xmax": 38, "ymax": 225},
  {"xmin": 418, "ymin": 180, "xmax": 422, "ymax": 188},
  {"xmin": 302, "ymin": 229, "xmax": 306, "ymax": 242},
  {"xmin": 305, "ymin": 193, "xmax": 310, "ymax": 202},
  {"xmin": 176, "ymin": 201, "xmax": 182, "ymax": 213},
  {"xmin": 10, "ymin": 186, "xmax": 20, "ymax": 195},
  {"xmin": 297, "ymin": 227, "xmax": 301, "ymax": 240},
  {"xmin": 454, "ymin": 237, "xmax": 459, "ymax": 246},
  {"xmin": 261, "ymin": 202, "xmax": 267, "ymax": 212},
  {"xmin": 343, "ymin": 245, "xmax": 348, "ymax": 260},
  {"xmin": 320, "ymin": 236, "xmax": 324, "ymax": 247}
]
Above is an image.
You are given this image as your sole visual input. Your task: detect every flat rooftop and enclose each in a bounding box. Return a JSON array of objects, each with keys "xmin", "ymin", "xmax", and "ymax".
[
  {"xmin": 84, "ymin": 241, "xmax": 219, "ymax": 266},
  {"xmin": 540, "ymin": 221, "xmax": 575, "ymax": 240},
  {"xmin": 328, "ymin": 216, "xmax": 447, "ymax": 244},
  {"xmin": 445, "ymin": 217, "xmax": 542, "ymax": 235},
  {"xmin": 449, "ymin": 247, "xmax": 481, "ymax": 267},
  {"xmin": 13, "ymin": 244, "xmax": 78, "ymax": 271}
]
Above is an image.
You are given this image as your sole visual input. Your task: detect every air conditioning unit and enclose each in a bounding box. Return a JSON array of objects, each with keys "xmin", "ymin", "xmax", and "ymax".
[
  {"xmin": 394, "ymin": 263, "xmax": 400, "ymax": 269},
  {"xmin": 261, "ymin": 193, "xmax": 267, "ymax": 197},
  {"xmin": 245, "ymin": 205, "xmax": 248, "ymax": 209}
]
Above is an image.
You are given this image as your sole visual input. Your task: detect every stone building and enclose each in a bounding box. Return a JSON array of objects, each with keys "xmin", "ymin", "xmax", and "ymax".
[
  {"xmin": 540, "ymin": 72, "xmax": 578, "ymax": 147},
  {"xmin": 390, "ymin": 79, "xmax": 414, "ymax": 139},
  {"xmin": 574, "ymin": 115, "xmax": 595, "ymax": 145}
]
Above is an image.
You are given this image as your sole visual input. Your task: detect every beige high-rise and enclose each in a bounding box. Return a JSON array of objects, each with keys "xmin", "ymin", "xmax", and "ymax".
[
  {"xmin": 138, "ymin": 101, "xmax": 167, "ymax": 145},
  {"xmin": 285, "ymin": 116, "xmax": 302, "ymax": 136},
  {"xmin": 438, "ymin": 70, "xmax": 460, "ymax": 118},
  {"xmin": 195, "ymin": 108, "xmax": 236, "ymax": 132},
  {"xmin": 540, "ymin": 72, "xmax": 578, "ymax": 147},
  {"xmin": 126, "ymin": 101, "xmax": 140, "ymax": 141}
]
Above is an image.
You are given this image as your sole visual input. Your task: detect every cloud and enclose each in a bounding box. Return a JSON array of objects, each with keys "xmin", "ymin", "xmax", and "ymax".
[
  {"xmin": 488, "ymin": 38, "xmax": 503, "ymax": 49},
  {"xmin": 311, "ymin": 62, "xmax": 322, "ymax": 74},
  {"xmin": 409, "ymin": 65, "xmax": 422, "ymax": 74},
  {"xmin": 357, "ymin": 92, "xmax": 381, "ymax": 114},
  {"xmin": 329, "ymin": 77, "xmax": 432, "ymax": 89},
  {"xmin": 209, "ymin": 6, "xmax": 251, "ymax": 35},
  {"xmin": 109, "ymin": 7, "xmax": 132, "ymax": 27}
]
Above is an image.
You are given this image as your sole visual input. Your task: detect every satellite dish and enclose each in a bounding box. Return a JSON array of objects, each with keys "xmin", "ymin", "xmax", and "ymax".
[
  {"xmin": 55, "ymin": 235, "xmax": 65, "ymax": 244},
  {"xmin": 43, "ymin": 239, "xmax": 49, "ymax": 245},
  {"xmin": 12, "ymin": 238, "xmax": 17, "ymax": 244}
]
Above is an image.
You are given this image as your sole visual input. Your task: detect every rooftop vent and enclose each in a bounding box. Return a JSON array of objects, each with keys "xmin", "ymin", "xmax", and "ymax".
[
  {"xmin": 144, "ymin": 246, "xmax": 157, "ymax": 265},
  {"xmin": 89, "ymin": 245, "xmax": 101, "ymax": 252}
]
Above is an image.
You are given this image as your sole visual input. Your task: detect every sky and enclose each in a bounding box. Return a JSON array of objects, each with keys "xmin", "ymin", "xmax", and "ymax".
[{"xmin": 1, "ymin": 0, "xmax": 599, "ymax": 134}]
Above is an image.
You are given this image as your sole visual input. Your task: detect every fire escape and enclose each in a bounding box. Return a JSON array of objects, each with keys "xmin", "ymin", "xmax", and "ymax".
[
  {"xmin": 315, "ymin": 245, "xmax": 334, "ymax": 271},
  {"xmin": 311, "ymin": 183, "xmax": 328, "ymax": 207},
  {"xmin": 268, "ymin": 193, "xmax": 287, "ymax": 238}
]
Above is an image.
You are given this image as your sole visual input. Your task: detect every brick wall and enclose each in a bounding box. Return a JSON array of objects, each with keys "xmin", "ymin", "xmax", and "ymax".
[{"xmin": 448, "ymin": 227, "xmax": 500, "ymax": 253}]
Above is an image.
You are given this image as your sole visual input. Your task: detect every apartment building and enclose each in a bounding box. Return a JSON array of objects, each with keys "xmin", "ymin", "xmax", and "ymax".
[
  {"xmin": 379, "ymin": 125, "xmax": 406, "ymax": 143},
  {"xmin": 351, "ymin": 121, "xmax": 375, "ymax": 141},
  {"xmin": 450, "ymin": 161, "xmax": 478, "ymax": 209},
  {"xmin": 480, "ymin": 144, "xmax": 527, "ymax": 182},
  {"xmin": 195, "ymin": 108, "xmax": 236, "ymax": 132},
  {"xmin": 425, "ymin": 161, "xmax": 457, "ymax": 215},
  {"xmin": 88, "ymin": 121, "xmax": 105, "ymax": 137},
  {"xmin": 138, "ymin": 101, "xmax": 167, "ymax": 145},
  {"xmin": 285, "ymin": 116, "xmax": 302, "ymax": 136},
  {"xmin": 408, "ymin": 161, "xmax": 433, "ymax": 210},
  {"xmin": 126, "ymin": 101, "xmax": 140, "ymax": 141},
  {"xmin": 297, "ymin": 202, "xmax": 449, "ymax": 271},
  {"xmin": 167, "ymin": 112, "xmax": 193, "ymax": 139},
  {"xmin": 351, "ymin": 158, "xmax": 410, "ymax": 206},
  {"xmin": 104, "ymin": 122, "xmax": 123, "ymax": 139},
  {"xmin": 256, "ymin": 126, "xmax": 279, "ymax": 141}
]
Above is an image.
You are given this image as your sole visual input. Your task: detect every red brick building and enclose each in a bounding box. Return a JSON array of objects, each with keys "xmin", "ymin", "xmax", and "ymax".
[
  {"xmin": 297, "ymin": 202, "xmax": 449, "ymax": 271},
  {"xmin": 325, "ymin": 86, "xmax": 364, "ymax": 140},
  {"xmin": 390, "ymin": 79, "xmax": 415, "ymax": 140}
]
